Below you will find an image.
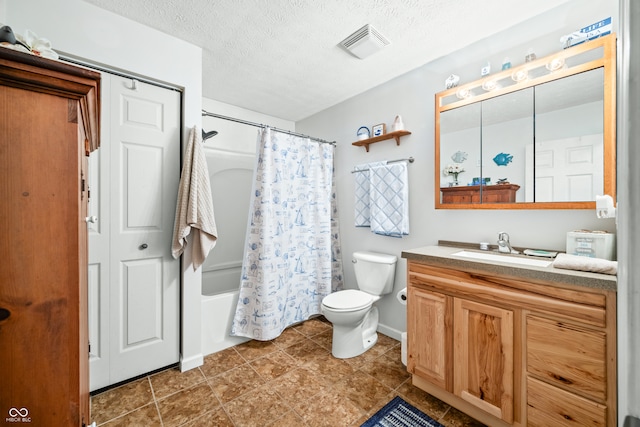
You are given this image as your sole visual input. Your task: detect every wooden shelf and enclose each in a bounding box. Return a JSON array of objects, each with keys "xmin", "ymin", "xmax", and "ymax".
[{"xmin": 352, "ymin": 130, "xmax": 411, "ymax": 152}]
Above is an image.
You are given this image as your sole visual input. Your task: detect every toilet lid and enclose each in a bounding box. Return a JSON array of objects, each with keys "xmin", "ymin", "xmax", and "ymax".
[{"xmin": 323, "ymin": 289, "xmax": 373, "ymax": 310}]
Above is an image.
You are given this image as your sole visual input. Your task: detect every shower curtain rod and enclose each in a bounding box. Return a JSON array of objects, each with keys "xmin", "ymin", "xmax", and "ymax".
[
  {"xmin": 350, "ymin": 157, "xmax": 415, "ymax": 173},
  {"xmin": 202, "ymin": 110, "xmax": 336, "ymax": 145}
]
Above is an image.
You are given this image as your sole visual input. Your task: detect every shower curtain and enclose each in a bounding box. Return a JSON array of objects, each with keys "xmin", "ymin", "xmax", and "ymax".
[{"xmin": 231, "ymin": 127, "xmax": 343, "ymax": 341}]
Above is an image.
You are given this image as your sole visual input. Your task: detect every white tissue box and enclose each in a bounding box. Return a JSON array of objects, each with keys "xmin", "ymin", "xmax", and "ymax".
[{"xmin": 566, "ymin": 230, "xmax": 615, "ymax": 260}]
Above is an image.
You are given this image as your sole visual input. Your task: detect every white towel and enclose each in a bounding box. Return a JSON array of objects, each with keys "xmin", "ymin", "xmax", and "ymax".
[
  {"xmin": 354, "ymin": 161, "xmax": 385, "ymax": 227},
  {"xmin": 171, "ymin": 126, "xmax": 218, "ymax": 270},
  {"xmin": 552, "ymin": 253, "xmax": 617, "ymax": 275},
  {"xmin": 369, "ymin": 162, "xmax": 410, "ymax": 237}
]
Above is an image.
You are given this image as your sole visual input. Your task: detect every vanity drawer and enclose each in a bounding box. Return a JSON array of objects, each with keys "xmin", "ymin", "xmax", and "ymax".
[
  {"xmin": 527, "ymin": 316, "xmax": 606, "ymax": 400},
  {"xmin": 527, "ymin": 376, "xmax": 606, "ymax": 427}
]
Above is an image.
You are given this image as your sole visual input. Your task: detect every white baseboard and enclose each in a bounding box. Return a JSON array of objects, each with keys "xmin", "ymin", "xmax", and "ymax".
[
  {"xmin": 377, "ymin": 323, "xmax": 404, "ymax": 341},
  {"xmin": 180, "ymin": 353, "xmax": 204, "ymax": 372}
]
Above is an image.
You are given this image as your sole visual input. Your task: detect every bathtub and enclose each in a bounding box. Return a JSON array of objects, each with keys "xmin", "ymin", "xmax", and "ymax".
[
  {"xmin": 201, "ymin": 147, "xmax": 254, "ymax": 355},
  {"xmin": 201, "ymin": 263, "xmax": 249, "ymax": 355}
]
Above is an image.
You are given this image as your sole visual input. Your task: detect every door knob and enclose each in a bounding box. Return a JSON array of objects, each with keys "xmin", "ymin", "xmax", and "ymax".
[
  {"xmin": 85, "ymin": 215, "xmax": 98, "ymax": 223},
  {"xmin": 139, "ymin": 243, "xmax": 148, "ymax": 250}
]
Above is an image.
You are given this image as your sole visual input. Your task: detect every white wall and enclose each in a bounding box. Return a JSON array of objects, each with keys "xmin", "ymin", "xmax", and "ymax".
[
  {"xmin": 5, "ymin": 0, "xmax": 204, "ymax": 371},
  {"xmin": 297, "ymin": 0, "xmax": 617, "ymax": 338}
]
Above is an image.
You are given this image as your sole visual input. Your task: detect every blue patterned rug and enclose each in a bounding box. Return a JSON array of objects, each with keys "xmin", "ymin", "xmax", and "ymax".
[{"xmin": 361, "ymin": 396, "xmax": 444, "ymax": 427}]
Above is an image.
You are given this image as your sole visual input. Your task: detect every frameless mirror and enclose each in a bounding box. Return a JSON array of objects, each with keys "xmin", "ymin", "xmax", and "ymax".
[{"xmin": 435, "ymin": 34, "xmax": 616, "ymax": 209}]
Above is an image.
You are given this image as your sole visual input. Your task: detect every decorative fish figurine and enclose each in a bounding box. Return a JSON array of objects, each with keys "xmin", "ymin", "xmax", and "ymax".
[{"xmin": 493, "ymin": 152, "xmax": 513, "ymax": 166}]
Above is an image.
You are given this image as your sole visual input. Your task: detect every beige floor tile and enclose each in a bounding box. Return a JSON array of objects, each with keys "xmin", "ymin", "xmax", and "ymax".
[
  {"xmin": 181, "ymin": 406, "xmax": 235, "ymax": 426},
  {"xmin": 200, "ymin": 347, "xmax": 245, "ymax": 378},
  {"xmin": 295, "ymin": 388, "xmax": 364, "ymax": 427},
  {"xmin": 91, "ymin": 378, "xmax": 154, "ymax": 425},
  {"xmin": 334, "ymin": 370, "xmax": 393, "ymax": 412},
  {"xmin": 149, "ymin": 366, "xmax": 206, "ymax": 400},
  {"xmin": 99, "ymin": 403, "xmax": 161, "ymax": 426},
  {"xmin": 309, "ymin": 329, "xmax": 333, "ymax": 350},
  {"xmin": 293, "ymin": 317, "xmax": 332, "ymax": 337},
  {"xmin": 282, "ymin": 337, "xmax": 329, "ymax": 362},
  {"xmin": 224, "ymin": 383, "xmax": 291, "ymax": 427},
  {"xmin": 396, "ymin": 381, "xmax": 451, "ymax": 421},
  {"xmin": 266, "ymin": 410, "xmax": 307, "ymax": 426},
  {"xmin": 271, "ymin": 367, "xmax": 331, "ymax": 404},
  {"xmin": 250, "ymin": 349, "xmax": 298, "ymax": 381},
  {"xmin": 303, "ymin": 350, "xmax": 355, "ymax": 381},
  {"xmin": 234, "ymin": 339, "xmax": 278, "ymax": 361},
  {"xmin": 207, "ymin": 363, "xmax": 265, "ymax": 403},
  {"xmin": 156, "ymin": 382, "xmax": 220, "ymax": 427},
  {"xmin": 359, "ymin": 354, "xmax": 411, "ymax": 390},
  {"xmin": 439, "ymin": 406, "xmax": 488, "ymax": 427},
  {"xmin": 272, "ymin": 326, "xmax": 307, "ymax": 348}
]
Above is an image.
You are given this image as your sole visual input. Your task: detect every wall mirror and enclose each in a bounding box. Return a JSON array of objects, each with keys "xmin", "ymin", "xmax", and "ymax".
[{"xmin": 435, "ymin": 34, "xmax": 616, "ymax": 209}]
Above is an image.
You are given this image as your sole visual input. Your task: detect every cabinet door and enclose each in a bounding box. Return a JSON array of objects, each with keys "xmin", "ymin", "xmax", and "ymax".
[
  {"xmin": 454, "ymin": 299, "xmax": 514, "ymax": 423},
  {"xmin": 407, "ymin": 287, "xmax": 452, "ymax": 390}
]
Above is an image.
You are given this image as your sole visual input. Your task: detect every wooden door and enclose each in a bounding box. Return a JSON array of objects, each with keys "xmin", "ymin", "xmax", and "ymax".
[
  {"xmin": 407, "ymin": 287, "xmax": 452, "ymax": 390},
  {"xmin": 454, "ymin": 298, "xmax": 514, "ymax": 423}
]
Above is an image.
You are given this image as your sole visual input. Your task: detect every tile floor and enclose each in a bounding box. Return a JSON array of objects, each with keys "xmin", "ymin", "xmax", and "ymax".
[{"xmin": 91, "ymin": 317, "xmax": 485, "ymax": 427}]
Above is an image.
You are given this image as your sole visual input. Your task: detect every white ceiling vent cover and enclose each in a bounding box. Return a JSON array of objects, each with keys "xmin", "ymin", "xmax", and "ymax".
[{"xmin": 339, "ymin": 24, "xmax": 391, "ymax": 59}]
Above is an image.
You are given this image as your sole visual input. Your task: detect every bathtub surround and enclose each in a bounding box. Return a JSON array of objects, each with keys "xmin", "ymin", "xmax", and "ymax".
[
  {"xmin": 231, "ymin": 128, "xmax": 344, "ymax": 341},
  {"xmin": 172, "ymin": 125, "xmax": 218, "ymax": 270}
]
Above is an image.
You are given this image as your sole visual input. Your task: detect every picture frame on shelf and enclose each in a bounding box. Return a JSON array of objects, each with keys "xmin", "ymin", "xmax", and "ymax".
[{"xmin": 372, "ymin": 123, "xmax": 386, "ymax": 137}]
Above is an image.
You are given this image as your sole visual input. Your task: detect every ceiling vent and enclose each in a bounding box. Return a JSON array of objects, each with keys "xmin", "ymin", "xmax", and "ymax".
[{"xmin": 339, "ymin": 24, "xmax": 391, "ymax": 59}]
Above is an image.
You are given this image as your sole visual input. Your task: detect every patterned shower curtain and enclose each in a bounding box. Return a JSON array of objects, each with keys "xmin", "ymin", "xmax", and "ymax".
[{"xmin": 231, "ymin": 127, "xmax": 343, "ymax": 341}]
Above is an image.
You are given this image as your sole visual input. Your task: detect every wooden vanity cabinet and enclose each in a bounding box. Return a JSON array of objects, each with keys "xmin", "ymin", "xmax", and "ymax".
[
  {"xmin": 0, "ymin": 49, "xmax": 100, "ymax": 426},
  {"xmin": 406, "ymin": 260, "xmax": 616, "ymax": 427}
]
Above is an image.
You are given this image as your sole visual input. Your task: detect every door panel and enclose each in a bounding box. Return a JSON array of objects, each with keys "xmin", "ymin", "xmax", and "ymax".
[
  {"xmin": 407, "ymin": 287, "xmax": 452, "ymax": 390},
  {"xmin": 454, "ymin": 298, "xmax": 514, "ymax": 423},
  {"xmin": 88, "ymin": 73, "xmax": 181, "ymax": 390},
  {"xmin": 88, "ymin": 79, "xmax": 112, "ymax": 390},
  {"xmin": 110, "ymin": 75, "xmax": 181, "ymax": 384}
]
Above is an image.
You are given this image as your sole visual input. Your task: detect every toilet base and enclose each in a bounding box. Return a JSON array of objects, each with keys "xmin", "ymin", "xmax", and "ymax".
[{"xmin": 330, "ymin": 307, "xmax": 379, "ymax": 359}]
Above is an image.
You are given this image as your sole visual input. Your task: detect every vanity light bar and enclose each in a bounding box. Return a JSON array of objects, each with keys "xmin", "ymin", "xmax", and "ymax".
[{"xmin": 438, "ymin": 34, "xmax": 612, "ymax": 108}]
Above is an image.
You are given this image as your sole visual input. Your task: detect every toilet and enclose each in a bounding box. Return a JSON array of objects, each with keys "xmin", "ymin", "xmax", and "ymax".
[{"xmin": 321, "ymin": 251, "xmax": 397, "ymax": 358}]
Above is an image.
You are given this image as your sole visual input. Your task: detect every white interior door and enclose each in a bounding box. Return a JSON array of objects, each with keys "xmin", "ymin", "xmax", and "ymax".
[
  {"xmin": 88, "ymin": 73, "xmax": 181, "ymax": 390},
  {"xmin": 525, "ymin": 134, "xmax": 603, "ymax": 202}
]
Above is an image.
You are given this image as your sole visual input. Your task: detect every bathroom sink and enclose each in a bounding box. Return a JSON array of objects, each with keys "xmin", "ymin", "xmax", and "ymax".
[{"xmin": 451, "ymin": 250, "xmax": 552, "ymax": 268}]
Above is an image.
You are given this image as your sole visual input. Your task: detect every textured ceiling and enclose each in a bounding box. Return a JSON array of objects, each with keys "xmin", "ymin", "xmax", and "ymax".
[{"xmin": 83, "ymin": 0, "xmax": 571, "ymax": 121}]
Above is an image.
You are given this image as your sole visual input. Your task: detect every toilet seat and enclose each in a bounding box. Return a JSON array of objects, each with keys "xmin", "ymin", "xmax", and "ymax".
[{"xmin": 323, "ymin": 289, "xmax": 372, "ymax": 311}]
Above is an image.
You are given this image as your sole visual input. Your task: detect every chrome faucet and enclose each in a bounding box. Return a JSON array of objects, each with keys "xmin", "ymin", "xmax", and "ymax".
[{"xmin": 497, "ymin": 232, "xmax": 519, "ymax": 254}]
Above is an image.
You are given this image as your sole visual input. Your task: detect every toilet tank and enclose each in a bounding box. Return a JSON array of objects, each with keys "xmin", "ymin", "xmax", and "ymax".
[{"xmin": 353, "ymin": 251, "xmax": 397, "ymax": 296}]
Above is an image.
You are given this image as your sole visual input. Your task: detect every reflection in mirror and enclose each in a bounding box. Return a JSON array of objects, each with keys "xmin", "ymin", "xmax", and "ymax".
[
  {"xmin": 530, "ymin": 69, "xmax": 604, "ymax": 202},
  {"xmin": 482, "ymin": 88, "xmax": 533, "ymax": 202},
  {"xmin": 439, "ymin": 103, "xmax": 480, "ymax": 203}
]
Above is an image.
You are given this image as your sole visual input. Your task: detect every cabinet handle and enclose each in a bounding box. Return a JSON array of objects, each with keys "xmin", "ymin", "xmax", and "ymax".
[
  {"xmin": 85, "ymin": 215, "xmax": 98, "ymax": 223},
  {"xmin": 139, "ymin": 243, "xmax": 148, "ymax": 250}
]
